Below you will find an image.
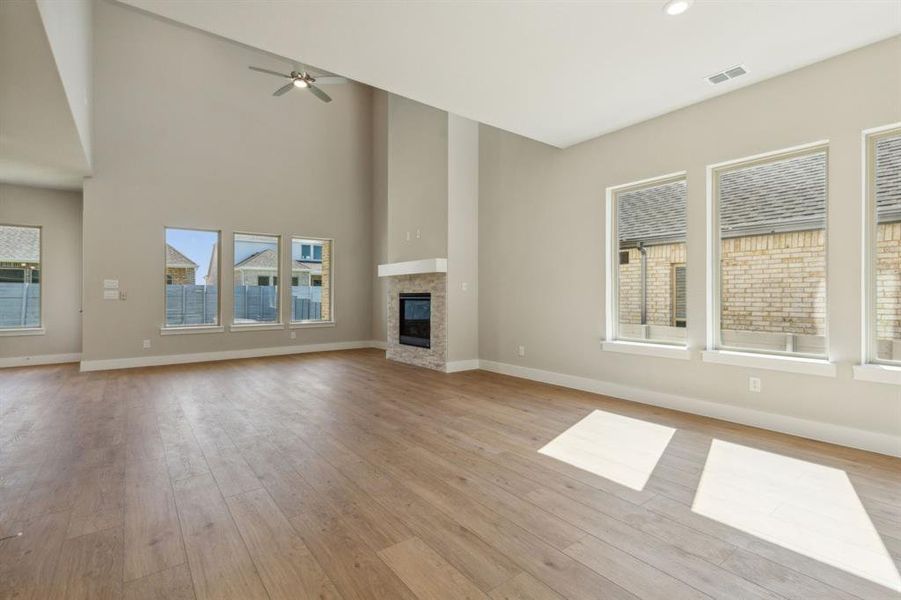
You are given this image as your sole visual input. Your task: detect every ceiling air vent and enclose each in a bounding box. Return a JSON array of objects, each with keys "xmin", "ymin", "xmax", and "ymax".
[{"xmin": 706, "ymin": 64, "xmax": 748, "ymax": 85}]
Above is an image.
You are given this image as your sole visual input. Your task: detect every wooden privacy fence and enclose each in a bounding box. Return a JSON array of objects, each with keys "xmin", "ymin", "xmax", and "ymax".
[
  {"xmin": 166, "ymin": 285, "xmax": 321, "ymax": 324},
  {"xmin": 0, "ymin": 283, "xmax": 40, "ymax": 328}
]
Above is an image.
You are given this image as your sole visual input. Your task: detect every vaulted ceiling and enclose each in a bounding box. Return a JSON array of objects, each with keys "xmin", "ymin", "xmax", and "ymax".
[{"xmin": 119, "ymin": 0, "xmax": 901, "ymax": 148}]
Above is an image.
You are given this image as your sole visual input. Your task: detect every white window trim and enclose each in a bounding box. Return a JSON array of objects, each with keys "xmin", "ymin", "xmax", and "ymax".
[
  {"xmin": 160, "ymin": 325, "xmax": 224, "ymax": 336},
  {"xmin": 702, "ymin": 350, "xmax": 837, "ymax": 377},
  {"xmin": 861, "ymin": 123, "xmax": 901, "ymax": 368},
  {"xmin": 706, "ymin": 139, "xmax": 830, "ymax": 361},
  {"xmin": 229, "ymin": 322, "xmax": 286, "ymax": 332},
  {"xmin": 601, "ymin": 340, "xmax": 691, "ymax": 360},
  {"xmin": 0, "ymin": 223, "xmax": 43, "ymax": 333},
  {"xmin": 289, "ymin": 235, "xmax": 335, "ymax": 325},
  {"xmin": 0, "ymin": 327, "xmax": 45, "ymax": 337},
  {"xmin": 605, "ymin": 171, "xmax": 688, "ymax": 350},
  {"xmin": 853, "ymin": 363, "xmax": 901, "ymax": 385}
]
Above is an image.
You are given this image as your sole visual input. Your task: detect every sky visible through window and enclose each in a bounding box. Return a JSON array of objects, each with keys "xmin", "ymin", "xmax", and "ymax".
[{"xmin": 166, "ymin": 228, "xmax": 217, "ymax": 284}]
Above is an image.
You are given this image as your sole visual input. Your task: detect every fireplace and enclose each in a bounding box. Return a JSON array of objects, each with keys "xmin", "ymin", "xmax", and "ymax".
[{"xmin": 399, "ymin": 293, "xmax": 431, "ymax": 348}]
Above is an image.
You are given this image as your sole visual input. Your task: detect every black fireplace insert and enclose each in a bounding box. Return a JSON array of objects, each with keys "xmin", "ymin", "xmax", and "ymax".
[{"xmin": 399, "ymin": 293, "xmax": 431, "ymax": 348}]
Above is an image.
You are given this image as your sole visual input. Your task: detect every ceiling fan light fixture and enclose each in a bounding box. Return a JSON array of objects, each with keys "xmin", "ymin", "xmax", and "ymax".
[
  {"xmin": 293, "ymin": 78, "xmax": 308, "ymax": 88},
  {"xmin": 663, "ymin": 0, "xmax": 692, "ymax": 16}
]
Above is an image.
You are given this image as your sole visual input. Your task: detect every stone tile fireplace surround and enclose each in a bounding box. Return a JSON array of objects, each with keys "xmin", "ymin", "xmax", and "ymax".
[{"xmin": 386, "ymin": 273, "xmax": 446, "ymax": 370}]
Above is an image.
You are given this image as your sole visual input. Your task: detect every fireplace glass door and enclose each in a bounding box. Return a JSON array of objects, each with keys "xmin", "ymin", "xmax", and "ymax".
[{"xmin": 399, "ymin": 293, "xmax": 431, "ymax": 348}]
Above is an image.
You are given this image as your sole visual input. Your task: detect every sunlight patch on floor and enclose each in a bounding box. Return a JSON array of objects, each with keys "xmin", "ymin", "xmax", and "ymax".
[
  {"xmin": 693, "ymin": 439, "xmax": 901, "ymax": 592},
  {"xmin": 537, "ymin": 409, "xmax": 676, "ymax": 491}
]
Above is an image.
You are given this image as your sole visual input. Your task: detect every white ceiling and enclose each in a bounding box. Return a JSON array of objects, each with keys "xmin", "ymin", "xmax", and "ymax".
[
  {"xmin": 118, "ymin": 0, "xmax": 901, "ymax": 148},
  {"xmin": 0, "ymin": 0, "xmax": 89, "ymax": 190}
]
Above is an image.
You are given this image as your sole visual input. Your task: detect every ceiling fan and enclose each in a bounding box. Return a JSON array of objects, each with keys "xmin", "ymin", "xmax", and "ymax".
[{"xmin": 248, "ymin": 65, "xmax": 348, "ymax": 103}]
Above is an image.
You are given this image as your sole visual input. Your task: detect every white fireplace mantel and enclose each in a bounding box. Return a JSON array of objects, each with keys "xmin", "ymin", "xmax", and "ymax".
[{"xmin": 378, "ymin": 258, "xmax": 447, "ymax": 278}]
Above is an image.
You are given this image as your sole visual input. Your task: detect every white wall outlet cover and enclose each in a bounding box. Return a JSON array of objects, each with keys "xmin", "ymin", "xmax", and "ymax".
[
  {"xmin": 103, "ymin": 279, "xmax": 119, "ymax": 289},
  {"xmin": 290, "ymin": 331, "xmax": 297, "ymax": 339},
  {"xmin": 103, "ymin": 290, "xmax": 118, "ymax": 300},
  {"xmin": 142, "ymin": 339, "xmax": 151, "ymax": 349},
  {"xmin": 462, "ymin": 282, "xmax": 468, "ymax": 291},
  {"xmin": 749, "ymin": 376, "xmax": 762, "ymax": 392},
  {"xmin": 517, "ymin": 345, "xmax": 526, "ymax": 357}
]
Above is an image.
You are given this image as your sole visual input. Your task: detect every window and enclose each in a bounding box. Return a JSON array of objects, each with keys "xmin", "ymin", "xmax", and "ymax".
[
  {"xmin": 712, "ymin": 145, "xmax": 827, "ymax": 357},
  {"xmin": 164, "ymin": 228, "xmax": 220, "ymax": 327},
  {"xmin": 291, "ymin": 237, "xmax": 332, "ymax": 323},
  {"xmin": 865, "ymin": 126, "xmax": 901, "ymax": 364},
  {"xmin": 234, "ymin": 233, "xmax": 280, "ymax": 324},
  {"xmin": 0, "ymin": 225, "xmax": 41, "ymax": 330},
  {"xmin": 607, "ymin": 175, "xmax": 687, "ymax": 345}
]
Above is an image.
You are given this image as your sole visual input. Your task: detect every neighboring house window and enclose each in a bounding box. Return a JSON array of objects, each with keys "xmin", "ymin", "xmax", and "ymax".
[
  {"xmin": 291, "ymin": 237, "xmax": 332, "ymax": 323},
  {"xmin": 866, "ymin": 127, "xmax": 901, "ymax": 364},
  {"xmin": 234, "ymin": 233, "xmax": 280, "ymax": 324},
  {"xmin": 0, "ymin": 224, "xmax": 41, "ymax": 330},
  {"xmin": 712, "ymin": 145, "xmax": 827, "ymax": 357},
  {"xmin": 672, "ymin": 264, "xmax": 687, "ymax": 328},
  {"xmin": 164, "ymin": 228, "xmax": 219, "ymax": 327},
  {"xmin": 607, "ymin": 175, "xmax": 687, "ymax": 345}
]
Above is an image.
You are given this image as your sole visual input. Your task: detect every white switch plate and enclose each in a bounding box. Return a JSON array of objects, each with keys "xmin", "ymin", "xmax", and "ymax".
[
  {"xmin": 143, "ymin": 339, "xmax": 151, "ymax": 349},
  {"xmin": 103, "ymin": 279, "xmax": 119, "ymax": 289},
  {"xmin": 290, "ymin": 331, "xmax": 297, "ymax": 340},
  {"xmin": 749, "ymin": 376, "xmax": 762, "ymax": 393},
  {"xmin": 103, "ymin": 290, "xmax": 118, "ymax": 300},
  {"xmin": 517, "ymin": 345, "xmax": 526, "ymax": 357},
  {"xmin": 462, "ymin": 282, "xmax": 468, "ymax": 291}
]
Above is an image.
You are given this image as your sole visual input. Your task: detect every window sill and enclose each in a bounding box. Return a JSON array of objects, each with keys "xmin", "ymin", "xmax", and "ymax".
[
  {"xmin": 601, "ymin": 340, "xmax": 691, "ymax": 360},
  {"xmin": 229, "ymin": 322, "xmax": 285, "ymax": 332},
  {"xmin": 0, "ymin": 327, "xmax": 45, "ymax": 337},
  {"xmin": 702, "ymin": 350, "xmax": 836, "ymax": 377},
  {"xmin": 289, "ymin": 320, "xmax": 336, "ymax": 329},
  {"xmin": 160, "ymin": 325, "xmax": 224, "ymax": 336},
  {"xmin": 853, "ymin": 363, "xmax": 901, "ymax": 385}
]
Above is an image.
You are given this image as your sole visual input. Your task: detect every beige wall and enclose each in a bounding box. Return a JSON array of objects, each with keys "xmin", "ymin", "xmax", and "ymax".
[
  {"xmin": 82, "ymin": 1, "xmax": 373, "ymax": 361},
  {"xmin": 479, "ymin": 37, "xmax": 901, "ymax": 440},
  {"xmin": 371, "ymin": 90, "xmax": 389, "ymax": 342},
  {"xmin": 0, "ymin": 183, "xmax": 82, "ymax": 359},
  {"xmin": 387, "ymin": 95, "xmax": 448, "ymax": 263}
]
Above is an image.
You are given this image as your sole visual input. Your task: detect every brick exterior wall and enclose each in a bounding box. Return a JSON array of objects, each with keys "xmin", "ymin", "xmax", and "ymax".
[
  {"xmin": 618, "ymin": 243, "xmax": 685, "ymax": 326},
  {"xmin": 721, "ymin": 230, "xmax": 826, "ymax": 335},
  {"xmin": 877, "ymin": 222, "xmax": 901, "ymax": 341},
  {"xmin": 166, "ymin": 267, "xmax": 194, "ymax": 285}
]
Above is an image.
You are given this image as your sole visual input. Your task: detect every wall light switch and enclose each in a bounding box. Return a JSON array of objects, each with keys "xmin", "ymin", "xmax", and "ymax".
[
  {"xmin": 749, "ymin": 376, "xmax": 762, "ymax": 393},
  {"xmin": 416, "ymin": 229, "xmax": 421, "ymax": 239},
  {"xmin": 104, "ymin": 279, "xmax": 119, "ymax": 289},
  {"xmin": 405, "ymin": 231, "xmax": 411, "ymax": 242},
  {"xmin": 119, "ymin": 290, "xmax": 127, "ymax": 301},
  {"xmin": 103, "ymin": 290, "xmax": 118, "ymax": 300}
]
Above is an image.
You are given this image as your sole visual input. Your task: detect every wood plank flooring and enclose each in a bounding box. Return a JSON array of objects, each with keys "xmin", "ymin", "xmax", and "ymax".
[{"xmin": 1, "ymin": 349, "xmax": 900, "ymax": 600}]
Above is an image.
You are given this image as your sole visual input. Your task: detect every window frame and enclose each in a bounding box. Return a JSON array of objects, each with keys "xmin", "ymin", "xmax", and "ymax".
[
  {"xmin": 161, "ymin": 226, "xmax": 222, "ymax": 333},
  {"xmin": 671, "ymin": 263, "xmax": 687, "ymax": 328},
  {"xmin": 605, "ymin": 171, "xmax": 687, "ymax": 348},
  {"xmin": 706, "ymin": 140, "xmax": 830, "ymax": 360},
  {"xmin": 231, "ymin": 231, "xmax": 284, "ymax": 331},
  {"xmin": 0, "ymin": 223, "xmax": 43, "ymax": 335},
  {"xmin": 862, "ymin": 123, "xmax": 901, "ymax": 367},
  {"xmin": 289, "ymin": 235, "xmax": 335, "ymax": 327}
]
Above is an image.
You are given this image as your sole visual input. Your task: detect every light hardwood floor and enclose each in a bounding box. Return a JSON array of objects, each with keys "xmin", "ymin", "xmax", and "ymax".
[{"xmin": 1, "ymin": 349, "xmax": 899, "ymax": 600}]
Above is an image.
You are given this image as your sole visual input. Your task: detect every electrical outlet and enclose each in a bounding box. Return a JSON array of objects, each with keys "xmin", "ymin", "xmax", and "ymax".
[
  {"xmin": 416, "ymin": 229, "xmax": 421, "ymax": 239},
  {"xmin": 462, "ymin": 282, "xmax": 468, "ymax": 291},
  {"xmin": 749, "ymin": 376, "xmax": 762, "ymax": 393},
  {"xmin": 290, "ymin": 331, "xmax": 297, "ymax": 340},
  {"xmin": 143, "ymin": 339, "xmax": 151, "ymax": 349},
  {"xmin": 517, "ymin": 345, "xmax": 526, "ymax": 357}
]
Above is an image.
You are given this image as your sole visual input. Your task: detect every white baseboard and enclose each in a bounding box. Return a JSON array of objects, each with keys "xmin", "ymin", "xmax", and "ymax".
[
  {"xmin": 80, "ymin": 341, "xmax": 384, "ymax": 372},
  {"xmin": 478, "ymin": 359, "xmax": 901, "ymax": 458},
  {"xmin": 445, "ymin": 359, "xmax": 480, "ymax": 373},
  {"xmin": 370, "ymin": 339, "xmax": 387, "ymax": 350},
  {"xmin": 0, "ymin": 353, "xmax": 82, "ymax": 369}
]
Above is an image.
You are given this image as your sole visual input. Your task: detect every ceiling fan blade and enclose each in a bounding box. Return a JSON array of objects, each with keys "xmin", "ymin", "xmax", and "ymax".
[
  {"xmin": 273, "ymin": 82, "xmax": 295, "ymax": 96},
  {"xmin": 249, "ymin": 66, "xmax": 290, "ymax": 78},
  {"xmin": 307, "ymin": 84, "xmax": 332, "ymax": 103},
  {"xmin": 312, "ymin": 76, "xmax": 348, "ymax": 85}
]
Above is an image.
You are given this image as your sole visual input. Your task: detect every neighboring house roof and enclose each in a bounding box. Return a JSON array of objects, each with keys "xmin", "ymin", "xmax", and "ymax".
[
  {"xmin": 877, "ymin": 134, "xmax": 901, "ymax": 222},
  {"xmin": 165, "ymin": 244, "xmax": 198, "ymax": 269},
  {"xmin": 618, "ymin": 139, "xmax": 901, "ymax": 246},
  {"xmin": 0, "ymin": 225, "xmax": 39, "ymax": 263},
  {"xmin": 234, "ymin": 250, "xmax": 322, "ymax": 274}
]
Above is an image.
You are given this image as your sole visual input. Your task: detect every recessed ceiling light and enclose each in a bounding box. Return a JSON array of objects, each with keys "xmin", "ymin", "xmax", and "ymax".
[{"xmin": 663, "ymin": 0, "xmax": 693, "ymax": 16}]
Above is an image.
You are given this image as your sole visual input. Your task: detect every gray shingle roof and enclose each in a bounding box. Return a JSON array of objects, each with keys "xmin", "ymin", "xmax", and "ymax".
[
  {"xmin": 0, "ymin": 225, "xmax": 39, "ymax": 263},
  {"xmin": 877, "ymin": 134, "xmax": 901, "ymax": 221},
  {"xmin": 165, "ymin": 244, "xmax": 198, "ymax": 269},
  {"xmin": 618, "ymin": 140, "xmax": 901, "ymax": 245}
]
